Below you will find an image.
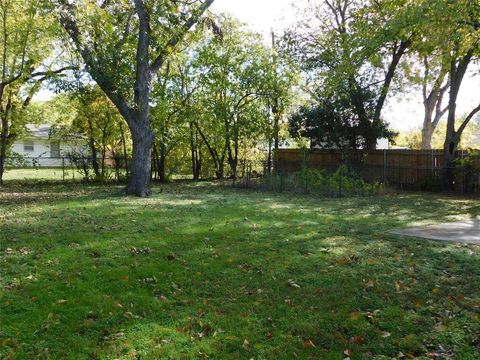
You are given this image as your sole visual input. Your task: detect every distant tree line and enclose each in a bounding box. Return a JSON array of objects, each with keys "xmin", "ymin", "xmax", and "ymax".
[{"xmin": 0, "ymin": 0, "xmax": 478, "ymax": 193}]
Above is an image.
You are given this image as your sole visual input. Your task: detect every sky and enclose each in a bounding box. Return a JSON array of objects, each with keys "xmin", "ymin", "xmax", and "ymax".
[
  {"xmin": 35, "ymin": 0, "xmax": 479, "ymax": 132},
  {"xmin": 210, "ymin": 0, "xmax": 480, "ymax": 132},
  {"xmin": 211, "ymin": 0, "xmax": 299, "ymax": 38}
]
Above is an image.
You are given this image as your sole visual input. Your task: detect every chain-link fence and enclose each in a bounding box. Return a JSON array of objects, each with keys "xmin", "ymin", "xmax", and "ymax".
[
  {"xmin": 4, "ymin": 155, "xmax": 479, "ymax": 196},
  {"xmin": 227, "ymin": 160, "xmax": 480, "ymax": 197},
  {"xmin": 3, "ymin": 156, "xmax": 129, "ymax": 182}
]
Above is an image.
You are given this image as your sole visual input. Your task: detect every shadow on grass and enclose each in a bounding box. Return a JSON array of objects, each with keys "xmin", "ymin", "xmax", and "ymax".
[{"xmin": 1, "ymin": 183, "xmax": 479, "ymax": 359}]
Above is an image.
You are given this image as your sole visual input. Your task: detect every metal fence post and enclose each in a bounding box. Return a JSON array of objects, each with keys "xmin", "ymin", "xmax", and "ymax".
[{"xmin": 62, "ymin": 157, "xmax": 65, "ymax": 181}]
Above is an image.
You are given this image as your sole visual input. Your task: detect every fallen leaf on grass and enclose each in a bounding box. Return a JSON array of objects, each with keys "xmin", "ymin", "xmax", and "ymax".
[
  {"xmin": 336, "ymin": 255, "xmax": 359, "ymax": 265},
  {"xmin": 365, "ymin": 309, "xmax": 381, "ymax": 321},
  {"xmin": 364, "ymin": 279, "xmax": 375, "ymax": 289},
  {"xmin": 198, "ymin": 352, "xmax": 209, "ymax": 360},
  {"xmin": 129, "ymin": 247, "xmax": 152, "ymax": 255},
  {"xmin": 349, "ymin": 312, "xmax": 361, "ymax": 320},
  {"xmin": 112, "ymin": 332, "xmax": 125, "ymax": 340},
  {"xmin": 303, "ymin": 339, "xmax": 316, "ymax": 348},
  {"xmin": 57, "ymin": 299, "xmax": 67, "ymax": 304},
  {"xmin": 287, "ymin": 279, "xmax": 300, "ymax": 289},
  {"xmin": 242, "ymin": 339, "xmax": 250, "ymax": 350},
  {"xmin": 351, "ymin": 336, "xmax": 365, "ymax": 345},
  {"xmin": 124, "ymin": 312, "xmax": 134, "ymax": 319}
]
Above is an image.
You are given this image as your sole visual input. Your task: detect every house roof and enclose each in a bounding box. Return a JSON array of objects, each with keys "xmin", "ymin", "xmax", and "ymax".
[
  {"xmin": 23, "ymin": 124, "xmax": 85, "ymax": 141},
  {"xmin": 25, "ymin": 124, "xmax": 52, "ymax": 139}
]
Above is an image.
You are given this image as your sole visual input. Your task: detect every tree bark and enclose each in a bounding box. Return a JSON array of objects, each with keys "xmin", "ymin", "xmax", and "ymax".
[
  {"xmin": 57, "ymin": 0, "xmax": 214, "ymax": 196},
  {"xmin": 125, "ymin": 122, "xmax": 154, "ymax": 196},
  {"xmin": 420, "ymin": 58, "xmax": 449, "ymax": 150},
  {"xmin": 443, "ymin": 50, "xmax": 473, "ymax": 189},
  {"xmin": 421, "ymin": 123, "xmax": 435, "ymax": 150}
]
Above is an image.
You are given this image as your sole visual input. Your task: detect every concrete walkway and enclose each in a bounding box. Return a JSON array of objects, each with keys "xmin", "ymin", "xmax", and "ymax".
[{"xmin": 392, "ymin": 219, "xmax": 480, "ymax": 245}]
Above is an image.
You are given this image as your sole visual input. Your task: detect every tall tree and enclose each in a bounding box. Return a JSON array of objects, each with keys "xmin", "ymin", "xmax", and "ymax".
[
  {"xmin": 193, "ymin": 17, "xmax": 272, "ymax": 178},
  {"xmin": 284, "ymin": 0, "xmax": 417, "ymax": 149},
  {"xmin": 0, "ymin": 0, "xmax": 70, "ymax": 185},
  {"xmin": 63, "ymin": 86, "xmax": 129, "ymax": 180},
  {"xmin": 55, "ymin": 0, "xmax": 214, "ymax": 196},
  {"xmin": 266, "ymin": 31, "xmax": 297, "ymax": 173},
  {"xmin": 419, "ymin": 57, "xmax": 449, "ymax": 150},
  {"xmin": 418, "ymin": 0, "xmax": 480, "ymax": 186}
]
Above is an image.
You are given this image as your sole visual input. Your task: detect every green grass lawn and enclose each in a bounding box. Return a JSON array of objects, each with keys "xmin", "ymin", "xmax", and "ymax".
[
  {"xmin": 3, "ymin": 168, "xmax": 85, "ymax": 181},
  {"xmin": 1, "ymin": 183, "xmax": 479, "ymax": 359}
]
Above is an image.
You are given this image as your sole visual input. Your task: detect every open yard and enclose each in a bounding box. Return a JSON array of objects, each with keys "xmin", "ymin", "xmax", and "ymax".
[
  {"xmin": 1, "ymin": 183, "xmax": 479, "ymax": 359},
  {"xmin": 2, "ymin": 168, "xmax": 85, "ymax": 182}
]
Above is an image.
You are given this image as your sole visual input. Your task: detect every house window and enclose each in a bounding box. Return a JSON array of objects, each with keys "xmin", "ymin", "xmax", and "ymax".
[
  {"xmin": 50, "ymin": 142, "xmax": 60, "ymax": 158},
  {"xmin": 24, "ymin": 141, "xmax": 34, "ymax": 152}
]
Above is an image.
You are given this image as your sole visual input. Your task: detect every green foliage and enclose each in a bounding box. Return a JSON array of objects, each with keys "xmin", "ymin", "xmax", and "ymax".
[
  {"xmin": 0, "ymin": 0, "xmax": 64, "ymax": 142},
  {"xmin": 395, "ymin": 118, "xmax": 480, "ymax": 150},
  {"xmin": 289, "ymin": 93, "xmax": 395, "ymax": 151},
  {"xmin": 3, "ymin": 151, "xmax": 28, "ymax": 168},
  {"xmin": 256, "ymin": 164, "xmax": 383, "ymax": 197},
  {"xmin": 283, "ymin": 0, "xmax": 416, "ymax": 149}
]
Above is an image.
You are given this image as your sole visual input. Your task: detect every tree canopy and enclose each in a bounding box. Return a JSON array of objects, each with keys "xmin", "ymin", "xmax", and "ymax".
[{"xmin": 0, "ymin": 0, "xmax": 478, "ymax": 191}]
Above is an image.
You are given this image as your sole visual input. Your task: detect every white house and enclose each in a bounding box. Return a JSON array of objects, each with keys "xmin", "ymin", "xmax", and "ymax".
[
  {"xmin": 311, "ymin": 137, "xmax": 390, "ymax": 150},
  {"xmin": 9, "ymin": 124, "xmax": 87, "ymax": 167}
]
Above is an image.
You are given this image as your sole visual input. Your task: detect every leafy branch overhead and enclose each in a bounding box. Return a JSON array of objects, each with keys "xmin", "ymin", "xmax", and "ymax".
[
  {"xmin": 56, "ymin": 0, "xmax": 213, "ymax": 119},
  {"xmin": 55, "ymin": 0, "xmax": 215, "ymax": 196}
]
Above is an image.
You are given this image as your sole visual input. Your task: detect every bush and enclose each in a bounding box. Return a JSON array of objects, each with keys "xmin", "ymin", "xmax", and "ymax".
[{"xmin": 254, "ymin": 164, "xmax": 383, "ymax": 197}]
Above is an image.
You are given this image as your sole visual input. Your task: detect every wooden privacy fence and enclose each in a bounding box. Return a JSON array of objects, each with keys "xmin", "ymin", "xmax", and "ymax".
[{"xmin": 274, "ymin": 149, "xmax": 480, "ymax": 192}]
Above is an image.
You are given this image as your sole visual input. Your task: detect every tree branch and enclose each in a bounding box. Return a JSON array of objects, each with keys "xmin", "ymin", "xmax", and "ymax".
[
  {"xmin": 57, "ymin": 0, "xmax": 133, "ymax": 122},
  {"xmin": 456, "ymin": 103, "xmax": 480, "ymax": 140},
  {"xmin": 150, "ymin": 0, "xmax": 214, "ymax": 74}
]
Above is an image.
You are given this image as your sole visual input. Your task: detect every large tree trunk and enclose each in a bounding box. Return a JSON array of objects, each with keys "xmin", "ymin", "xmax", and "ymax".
[
  {"xmin": 125, "ymin": 122, "xmax": 153, "ymax": 196},
  {"xmin": 442, "ymin": 51, "xmax": 473, "ymax": 190},
  {"xmin": 421, "ymin": 122, "xmax": 435, "ymax": 150},
  {"xmin": 420, "ymin": 60, "xmax": 449, "ymax": 150},
  {"xmin": 443, "ymin": 137, "xmax": 457, "ymax": 190},
  {"xmin": 58, "ymin": 0, "xmax": 214, "ymax": 196}
]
